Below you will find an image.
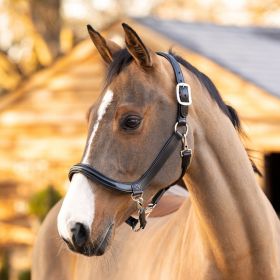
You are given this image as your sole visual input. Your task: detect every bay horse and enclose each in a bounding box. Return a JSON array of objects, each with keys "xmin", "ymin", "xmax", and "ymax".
[{"xmin": 32, "ymin": 23, "xmax": 280, "ymax": 279}]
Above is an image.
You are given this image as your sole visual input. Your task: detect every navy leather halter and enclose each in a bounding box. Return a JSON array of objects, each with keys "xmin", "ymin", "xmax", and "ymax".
[{"xmin": 69, "ymin": 52, "xmax": 192, "ymax": 231}]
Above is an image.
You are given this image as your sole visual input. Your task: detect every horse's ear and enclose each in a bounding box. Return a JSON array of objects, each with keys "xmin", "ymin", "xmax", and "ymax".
[
  {"xmin": 122, "ymin": 23, "xmax": 153, "ymax": 67},
  {"xmin": 87, "ymin": 25, "xmax": 121, "ymax": 65}
]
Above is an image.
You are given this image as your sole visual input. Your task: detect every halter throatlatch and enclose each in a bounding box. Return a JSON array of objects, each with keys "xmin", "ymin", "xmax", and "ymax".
[{"xmin": 68, "ymin": 52, "xmax": 192, "ymax": 231}]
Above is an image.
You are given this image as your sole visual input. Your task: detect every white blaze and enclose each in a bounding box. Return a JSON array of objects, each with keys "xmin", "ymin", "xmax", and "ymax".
[
  {"xmin": 83, "ymin": 89, "xmax": 114, "ymax": 164},
  {"xmin": 57, "ymin": 174, "xmax": 94, "ymax": 240},
  {"xmin": 57, "ymin": 89, "xmax": 114, "ymax": 240}
]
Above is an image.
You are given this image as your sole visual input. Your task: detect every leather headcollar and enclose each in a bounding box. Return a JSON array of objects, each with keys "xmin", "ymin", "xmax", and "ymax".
[{"xmin": 68, "ymin": 52, "xmax": 192, "ymax": 230}]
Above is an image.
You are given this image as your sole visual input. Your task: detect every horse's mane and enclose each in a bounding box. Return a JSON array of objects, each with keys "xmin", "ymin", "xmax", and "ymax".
[{"xmin": 105, "ymin": 48, "xmax": 261, "ymax": 175}]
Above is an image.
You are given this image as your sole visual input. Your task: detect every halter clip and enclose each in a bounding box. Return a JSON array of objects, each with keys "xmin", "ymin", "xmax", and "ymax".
[{"xmin": 130, "ymin": 194, "xmax": 157, "ymax": 232}]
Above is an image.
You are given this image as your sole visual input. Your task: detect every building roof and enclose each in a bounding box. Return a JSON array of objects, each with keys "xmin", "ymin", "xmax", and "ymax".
[{"xmin": 135, "ymin": 17, "xmax": 280, "ymax": 99}]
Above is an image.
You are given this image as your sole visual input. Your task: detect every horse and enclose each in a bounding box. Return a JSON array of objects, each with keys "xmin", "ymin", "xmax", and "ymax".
[{"xmin": 32, "ymin": 23, "xmax": 280, "ymax": 280}]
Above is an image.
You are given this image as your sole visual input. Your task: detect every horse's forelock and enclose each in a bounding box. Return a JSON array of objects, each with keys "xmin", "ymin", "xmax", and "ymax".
[{"xmin": 105, "ymin": 49, "xmax": 133, "ymax": 88}]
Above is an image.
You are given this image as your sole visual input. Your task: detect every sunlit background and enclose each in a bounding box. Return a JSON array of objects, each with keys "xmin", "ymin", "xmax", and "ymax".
[{"xmin": 1, "ymin": 0, "xmax": 280, "ymax": 279}]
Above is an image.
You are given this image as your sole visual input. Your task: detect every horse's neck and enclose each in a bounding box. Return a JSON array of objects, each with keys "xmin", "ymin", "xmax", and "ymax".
[{"xmin": 183, "ymin": 94, "xmax": 279, "ymax": 276}]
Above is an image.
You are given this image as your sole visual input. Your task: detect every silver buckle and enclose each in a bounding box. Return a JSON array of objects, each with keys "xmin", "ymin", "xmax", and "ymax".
[{"xmin": 176, "ymin": 83, "xmax": 192, "ymax": 106}]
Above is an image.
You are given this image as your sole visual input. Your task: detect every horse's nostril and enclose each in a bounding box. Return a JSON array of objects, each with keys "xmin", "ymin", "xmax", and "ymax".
[{"xmin": 70, "ymin": 222, "xmax": 89, "ymax": 248}]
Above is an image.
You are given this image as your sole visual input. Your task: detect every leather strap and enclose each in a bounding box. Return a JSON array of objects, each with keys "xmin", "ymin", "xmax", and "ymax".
[
  {"xmin": 131, "ymin": 132, "xmax": 181, "ymax": 195},
  {"xmin": 157, "ymin": 52, "xmax": 191, "ymax": 124},
  {"xmin": 69, "ymin": 132, "xmax": 182, "ymax": 195},
  {"xmin": 181, "ymin": 149, "xmax": 192, "ymax": 175}
]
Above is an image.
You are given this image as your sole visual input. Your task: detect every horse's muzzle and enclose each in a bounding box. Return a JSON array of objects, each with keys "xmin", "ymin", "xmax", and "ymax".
[{"xmin": 63, "ymin": 222, "xmax": 114, "ymax": 257}]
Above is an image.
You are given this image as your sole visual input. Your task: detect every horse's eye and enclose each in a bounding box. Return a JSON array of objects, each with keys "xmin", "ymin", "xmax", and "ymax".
[{"xmin": 121, "ymin": 115, "xmax": 142, "ymax": 130}]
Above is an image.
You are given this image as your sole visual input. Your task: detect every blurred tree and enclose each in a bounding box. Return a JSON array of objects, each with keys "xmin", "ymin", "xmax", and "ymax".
[
  {"xmin": 246, "ymin": 0, "xmax": 280, "ymax": 25},
  {"xmin": 152, "ymin": 0, "xmax": 280, "ymax": 26},
  {"xmin": 0, "ymin": 0, "xmax": 64, "ymax": 94},
  {"xmin": 30, "ymin": 0, "xmax": 61, "ymax": 58},
  {"xmin": 18, "ymin": 269, "xmax": 31, "ymax": 280},
  {"xmin": 29, "ymin": 185, "xmax": 62, "ymax": 222},
  {"xmin": 0, "ymin": 251, "xmax": 10, "ymax": 280},
  {"xmin": 0, "ymin": 50, "xmax": 22, "ymax": 95}
]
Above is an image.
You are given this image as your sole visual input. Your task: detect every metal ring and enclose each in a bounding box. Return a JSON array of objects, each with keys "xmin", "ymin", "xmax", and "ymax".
[
  {"xmin": 131, "ymin": 193, "xmax": 143, "ymax": 201},
  {"xmin": 174, "ymin": 122, "xmax": 188, "ymax": 137}
]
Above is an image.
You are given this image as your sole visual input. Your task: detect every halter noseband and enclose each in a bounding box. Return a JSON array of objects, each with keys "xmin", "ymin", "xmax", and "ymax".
[{"xmin": 68, "ymin": 52, "xmax": 192, "ymax": 231}]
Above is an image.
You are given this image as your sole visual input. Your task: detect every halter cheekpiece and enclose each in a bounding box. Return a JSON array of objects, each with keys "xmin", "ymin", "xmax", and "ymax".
[{"xmin": 68, "ymin": 52, "xmax": 192, "ymax": 231}]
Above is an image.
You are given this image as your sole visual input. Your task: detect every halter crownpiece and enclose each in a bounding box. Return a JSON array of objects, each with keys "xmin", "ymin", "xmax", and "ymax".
[{"xmin": 68, "ymin": 52, "xmax": 192, "ymax": 231}]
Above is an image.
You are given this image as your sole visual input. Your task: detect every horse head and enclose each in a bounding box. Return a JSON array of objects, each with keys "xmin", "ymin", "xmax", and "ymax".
[{"xmin": 57, "ymin": 23, "xmax": 194, "ymax": 256}]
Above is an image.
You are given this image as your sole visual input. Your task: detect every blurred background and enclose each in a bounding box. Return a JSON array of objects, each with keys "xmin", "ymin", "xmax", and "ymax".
[{"xmin": 0, "ymin": 0, "xmax": 280, "ymax": 279}]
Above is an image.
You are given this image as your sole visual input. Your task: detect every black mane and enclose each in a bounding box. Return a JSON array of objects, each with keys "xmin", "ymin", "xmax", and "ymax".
[
  {"xmin": 171, "ymin": 52, "xmax": 241, "ymax": 131},
  {"xmin": 105, "ymin": 48, "xmax": 260, "ymax": 175}
]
